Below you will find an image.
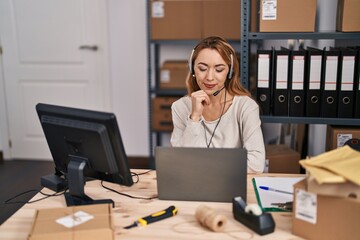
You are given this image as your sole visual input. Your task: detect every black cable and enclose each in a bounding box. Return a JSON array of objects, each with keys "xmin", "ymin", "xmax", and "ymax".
[
  {"xmin": 101, "ymin": 181, "xmax": 157, "ymax": 200},
  {"xmin": 3, "ymin": 189, "xmax": 66, "ymax": 205},
  {"xmin": 131, "ymin": 170, "xmax": 154, "ymax": 183}
]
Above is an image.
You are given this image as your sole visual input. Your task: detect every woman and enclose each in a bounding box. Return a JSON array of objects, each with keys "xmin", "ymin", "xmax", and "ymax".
[{"xmin": 171, "ymin": 36, "xmax": 265, "ymax": 173}]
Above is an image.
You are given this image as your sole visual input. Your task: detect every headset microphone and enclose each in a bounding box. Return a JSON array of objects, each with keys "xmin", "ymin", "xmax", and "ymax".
[{"xmin": 213, "ymin": 86, "xmax": 225, "ymax": 96}]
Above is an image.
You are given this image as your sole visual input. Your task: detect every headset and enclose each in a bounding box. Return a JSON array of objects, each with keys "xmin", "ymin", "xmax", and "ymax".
[{"xmin": 188, "ymin": 48, "xmax": 234, "ymax": 81}]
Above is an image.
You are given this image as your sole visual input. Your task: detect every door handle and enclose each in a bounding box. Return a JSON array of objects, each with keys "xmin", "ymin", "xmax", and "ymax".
[{"xmin": 79, "ymin": 45, "xmax": 98, "ymax": 51}]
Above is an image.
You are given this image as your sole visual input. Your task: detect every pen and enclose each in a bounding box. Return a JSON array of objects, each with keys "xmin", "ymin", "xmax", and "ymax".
[
  {"xmin": 259, "ymin": 186, "xmax": 292, "ymax": 195},
  {"xmin": 124, "ymin": 205, "xmax": 178, "ymax": 229}
]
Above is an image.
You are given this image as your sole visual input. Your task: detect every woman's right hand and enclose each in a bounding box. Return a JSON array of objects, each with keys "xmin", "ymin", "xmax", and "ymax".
[{"xmin": 190, "ymin": 90, "xmax": 210, "ymax": 121}]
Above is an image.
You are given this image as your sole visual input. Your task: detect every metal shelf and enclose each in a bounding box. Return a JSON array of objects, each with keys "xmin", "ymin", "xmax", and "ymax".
[
  {"xmin": 260, "ymin": 116, "xmax": 360, "ymax": 125},
  {"xmin": 151, "ymin": 89, "xmax": 187, "ymax": 97},
  {"xmin": 248, "ymin": 32, "xmax": 360, "ymax": 40}
]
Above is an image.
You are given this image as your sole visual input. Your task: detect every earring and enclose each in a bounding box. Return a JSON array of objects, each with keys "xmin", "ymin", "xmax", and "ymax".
[{"xmin": 192, "ymin": 74, "xmax": 195, "ymax": 78}]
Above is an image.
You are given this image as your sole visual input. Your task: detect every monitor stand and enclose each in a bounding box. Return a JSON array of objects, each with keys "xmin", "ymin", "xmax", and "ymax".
[{"xmin": 65, "ymin": 156, "xmax": 114, "ymax": 207}]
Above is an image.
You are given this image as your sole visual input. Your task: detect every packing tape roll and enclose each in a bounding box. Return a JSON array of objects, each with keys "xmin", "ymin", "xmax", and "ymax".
[{"xmin": 195, "ymin": 205, "xmax": 227, "ymax": 232}]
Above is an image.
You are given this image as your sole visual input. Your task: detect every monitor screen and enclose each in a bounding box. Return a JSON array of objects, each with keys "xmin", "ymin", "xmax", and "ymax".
[{"xmin": 36, "ymin": 103, "xmax": 134, "ymax": 206}]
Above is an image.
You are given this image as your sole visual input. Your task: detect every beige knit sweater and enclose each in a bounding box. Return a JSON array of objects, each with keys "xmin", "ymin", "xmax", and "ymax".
[{"xmin": 171, "ymin": 95, "xmax": 265, "ymax": 173}]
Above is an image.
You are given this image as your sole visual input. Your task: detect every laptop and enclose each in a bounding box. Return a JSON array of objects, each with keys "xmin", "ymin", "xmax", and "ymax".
[{"xmin": 155, "ymin": 147, "xmax": 247, "ymax": 202}]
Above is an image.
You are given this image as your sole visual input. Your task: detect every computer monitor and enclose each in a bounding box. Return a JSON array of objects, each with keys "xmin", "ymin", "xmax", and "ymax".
[{"xmin": 36, "ymin": 103, "xmax": 134, "ymax": 207}]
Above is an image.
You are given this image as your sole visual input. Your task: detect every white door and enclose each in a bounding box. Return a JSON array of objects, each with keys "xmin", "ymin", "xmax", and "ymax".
[{"xmin": 0, "ymin": 0, "xmax": 110, "ymax": 159}]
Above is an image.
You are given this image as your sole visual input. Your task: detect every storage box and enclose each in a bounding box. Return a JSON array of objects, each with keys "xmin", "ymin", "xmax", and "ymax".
[
  {"xmin": 203, "ymin": 0, "xmax": 241, "ymax": 39},
  {"xmin": 160, "ymin": 61, "xmax": 188, "ymax": 89},
  {"xmin": 326, "ymin": 125, "xmax": 360, "ymax": 151},
  {"xmin": 152, "ymin": 97, "xmax": 179, "ymax": 132},
  {"xmin": 337, "ymin": 0, "xmax": 360, "ymax": 32},
  {"xmin": 259, "ymin": 0, "xmax": 316, "ymax": 32},
  {"xmin": 28, "ymin": 204, "xmax": 113, "ymax": 240},
  {"xmin": 265, "ymin": 144, "xmax": 300, "ymax": 173},
  {"xmin": 150, "ymin": 0, "xmax": 202, "ymax": 40},
  {"xmin": 307, "ymin": 175, "xmax": 360, "ymax": 200},
  {"xmin": 292, "ymin": 179, "xmax": 360, "ymax": 240}
]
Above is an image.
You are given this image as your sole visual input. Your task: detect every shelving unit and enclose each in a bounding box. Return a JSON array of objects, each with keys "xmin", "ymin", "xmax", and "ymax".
[
  {"xmin": 147, "ymin": 0, "xmax": 360, "ymax": 167},
  {"xmin": 240, "ymin": 0, "xmax": 360, "ymax": 126}
]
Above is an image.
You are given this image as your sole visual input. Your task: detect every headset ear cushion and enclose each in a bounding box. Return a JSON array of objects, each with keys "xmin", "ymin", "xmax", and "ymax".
[{"xmin": 245, "ymin": 204, "xmax": 263, "ymax": 216}]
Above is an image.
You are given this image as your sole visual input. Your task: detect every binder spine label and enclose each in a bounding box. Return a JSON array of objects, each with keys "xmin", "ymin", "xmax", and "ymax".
[
  {"xmin": 292, "ymin": 56, "xmax": 305, "ymax": 90},
  {"xmin": 341, "ymin": 56, "xmax": 355, "ymax": 91},
  {"xmin": 324, "ymin": 56, "xmax": 338, "ymax": 91},
  {"xmin": 276, "ymin": 55, "xmax": 288, "ymax": 89},
  {"xmin": 309, "ymin": 56, "xmax": 321, "ymax": 90},
  {"xmin": 257, "ymin": 54, "xmax": 270, "ymax": 88}
]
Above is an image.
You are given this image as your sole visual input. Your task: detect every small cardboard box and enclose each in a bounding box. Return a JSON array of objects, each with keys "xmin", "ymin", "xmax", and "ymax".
[
  {"xmin": 259, "ymin": 0, "xmax": 316, "ymax": 32},
  {"xmin": 203, "ymin": 0, "xmax": 241, "ymax": 40},
  {"xmin": 28, "ymin": 204, "xmax": 113, "ymax": 240},
  {"xmin": 292, "ymin": 179, "xmax": 360, "ymax": 240},
  {"xmin": 152, "ymin": 97, "xmax": 179, "ymax": 132},
  {"xmin": 265, "ymin": 144, "xmax": 300, "ymax": 173},
  {"xmin": 159, "ymin": 61, "xmax": 188, "ymax": 89},
  {"xmin": 150, "ymin": 0, "xmax": 202, "ymax": 40},
  {"xmin": 337, "ymin": 0, "xmax": 360, "ymax": 32},
  {"xmin": 325, "ymin": 125, "xmax": 360, "ymax": 151}
]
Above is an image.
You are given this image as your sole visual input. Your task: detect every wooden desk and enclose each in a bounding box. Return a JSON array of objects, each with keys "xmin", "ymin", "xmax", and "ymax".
[{"xmin": 0, "ymin": 171, "xmax": 305, "ymax": 239}]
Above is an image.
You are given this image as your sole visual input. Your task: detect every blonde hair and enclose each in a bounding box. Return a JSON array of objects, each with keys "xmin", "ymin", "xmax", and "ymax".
[{"xmin": 186, "ymin": 36, "xmax": 250, "ymax": 97}]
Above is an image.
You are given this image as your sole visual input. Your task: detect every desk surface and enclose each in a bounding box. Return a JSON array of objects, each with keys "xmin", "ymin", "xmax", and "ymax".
[{"xmin": 0, "ymin": 170, "xmax": 305, "ymax": 240}]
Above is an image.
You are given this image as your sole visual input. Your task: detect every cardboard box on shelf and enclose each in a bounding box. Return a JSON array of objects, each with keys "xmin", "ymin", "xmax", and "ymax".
[
  {"xmin": 159, "ymin": 61, "xmax": 188, "ymax": 89},
  {"xmin": 152, "ymin": 97, "xmax": 179, "ymax": 132},
  {"xmin": 203, "ymin": 0, "xmax": 241, "ymax": 39},
  {"xmin": 325, "ymin": 125, "xmax": 360, "ymax": 151},
  {"xmin": 151, "ymin": 0, "xmax": 257, "ymax": 40},
  {"xmin": 150, "ymin": 0, "xmax": 202, "ymax": 40},
  {"xmin": 292, "ymin": 179, "xmax": 360, "ymax": 240},
  {"xmin": 259, "ymin": 0, "xmax": 316, "ymax": 32},
  {"xmin": 265, "ymin": 144, "xmax": 300, "ymax": 173},
  {"xmin": 28, "ymin": 204, "xmax": 113, "ymax": 240},
  {"xmin": 337, "ymin": 0, "xmax": 360, "ymax": 32}
]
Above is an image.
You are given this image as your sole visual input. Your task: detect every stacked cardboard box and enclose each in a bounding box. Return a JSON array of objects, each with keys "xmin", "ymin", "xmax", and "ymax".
[
  {"xmin": 152, "ymin": 97, "xmax": 179, "ymax": 132},
  {"xmin": 159, "ymin": 61, "xmax": 188, "ymax": 89},
  {"xmin": 265, "ymin": 144, "xmax": 300, "ymax": 173}
]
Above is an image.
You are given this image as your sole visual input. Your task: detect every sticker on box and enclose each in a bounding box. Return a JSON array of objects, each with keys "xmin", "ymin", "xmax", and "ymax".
[
  {"xmin": 262, "ymin": 0, "xmax": 277, "ymax": 20},
  {"xmin": 56, "ymin": 211, "xmax": 94, "ymax": 228},
  {"xmin": 160, "ymin": 70, "xmax": 170, "ymax": 83},
  {"xmin": 337, "ymin": 133, "xmax": 352, "ymax": 148},
  {"xmin": 295, "ymin": 189, "xmax": 317, "ymax": 224},
  {"xmin": 152, "ymin": 1, "xmax": 164, "ymax": 18}
]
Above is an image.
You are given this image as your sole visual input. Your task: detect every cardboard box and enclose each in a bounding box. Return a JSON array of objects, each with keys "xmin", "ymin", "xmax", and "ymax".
[
  {"xmin": 306, "ymin": 175, "xmax": 360, "ymax": 200},
  {"xmin": 151, "ymin": 0, "xmax": 257, "ymax": 40},
  {"xmin": 265, "ymin": 144, "xmax": 300, "ymax": 173},
  {"xmin": 28, "ymin": 204, "xmax": 113, "ymax": 240},
  {"xmin": 152, "ymin": 97, "xmax": 179, "ymax": 132},
  {"xmin": 160, "ymin": 61, "xmax": 188, "ymax": 89},
  {"xmin": 203, "ymin": 0, "xmax": 241, "ymax": 39},
  {"xmin": 337, "ymin": 0, "xmax": 360, "ymax": 32},
  {"xmin": 150, "ymin": 0, "xmax": 202, "ymax": 40},
  {"xmin": 259, "ymin": 0, "xmax": 316, "ymax": 32},
  {"xmin": 292, "ymin": 179, "xmax": 360, "ymax": 240},
  {"xmin": 326, "ymin": 125, "xmax": 360, "ymax": 151}
]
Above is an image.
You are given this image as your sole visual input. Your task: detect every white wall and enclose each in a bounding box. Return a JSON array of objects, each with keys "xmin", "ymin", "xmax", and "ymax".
[{"xmin": 108, "ymin": 0, "xmax": 149, "ymax": 156}]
